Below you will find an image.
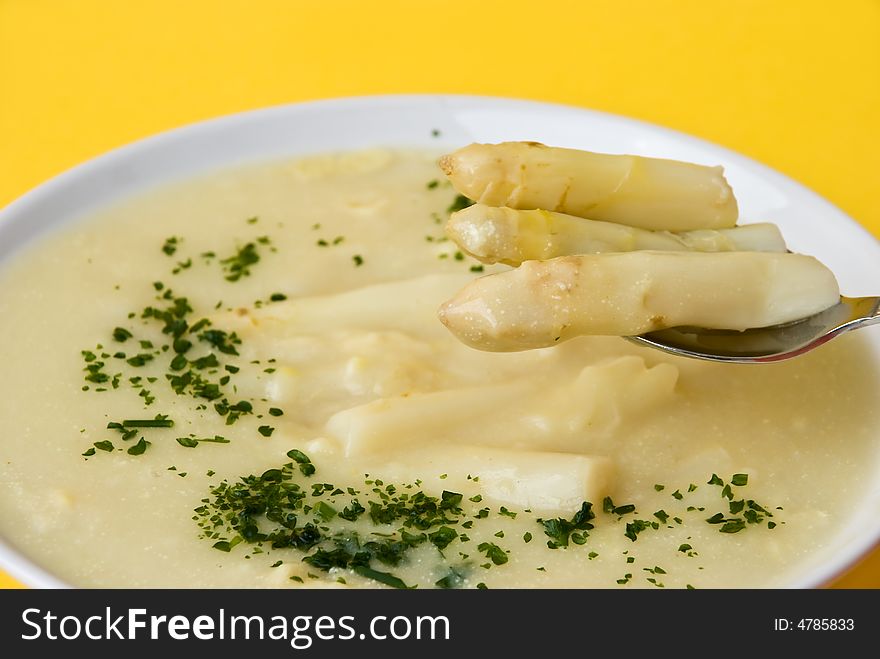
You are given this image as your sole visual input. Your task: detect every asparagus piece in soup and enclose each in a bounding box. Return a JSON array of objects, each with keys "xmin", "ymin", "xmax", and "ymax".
[
  {"xmin": 439, "ymin": 142, "xmax": 738, "ymax": 231},
  {"xmin": 373, "ymin": 445, "xmax": 614, "ymax": 514},
  {"xmin": 447, "ymin": 204, "xmax": 786, "ymax": 266},
  {"xmin": 438, "ymin": 252, "xmax": 840, "ymax": 351}
]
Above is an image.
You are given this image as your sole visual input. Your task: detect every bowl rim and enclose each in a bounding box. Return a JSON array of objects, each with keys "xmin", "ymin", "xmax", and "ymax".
[{"xmin": 1, "ymin": 93, "xmax": 878, "ymax": 589}]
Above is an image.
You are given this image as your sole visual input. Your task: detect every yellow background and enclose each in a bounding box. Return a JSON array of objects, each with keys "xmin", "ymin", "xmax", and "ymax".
[{"xmin": 0, "ymin": 0, "xmax": 878, "ymax": 588}]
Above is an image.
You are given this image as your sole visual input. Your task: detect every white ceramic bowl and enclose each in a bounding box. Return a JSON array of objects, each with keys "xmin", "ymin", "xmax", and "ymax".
[{"xmin": 1, "ymin": 95, "xmax": 879, "ymax": 588}]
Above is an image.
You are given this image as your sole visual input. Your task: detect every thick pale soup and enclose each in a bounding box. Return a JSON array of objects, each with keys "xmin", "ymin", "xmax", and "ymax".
[{"xmin": 0, "ymin": 149, "xmax": 877, "ymax": 588}]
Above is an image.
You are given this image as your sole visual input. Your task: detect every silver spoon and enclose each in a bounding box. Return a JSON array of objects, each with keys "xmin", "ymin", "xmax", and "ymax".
[{"xmin": 626, "ymin": 296, "xmax": 880, "ymax": 363}]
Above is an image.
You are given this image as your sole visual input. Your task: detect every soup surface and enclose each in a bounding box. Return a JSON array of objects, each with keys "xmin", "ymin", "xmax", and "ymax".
[{"xmin": 1, "ymin": 149, "xmax": 878, "ymax": 588}]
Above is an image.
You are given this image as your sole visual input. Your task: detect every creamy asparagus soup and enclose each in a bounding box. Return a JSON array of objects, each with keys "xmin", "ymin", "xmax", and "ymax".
[{"xmin": 0, "ymin": 148, "xmax": 878, "ymax": 588}]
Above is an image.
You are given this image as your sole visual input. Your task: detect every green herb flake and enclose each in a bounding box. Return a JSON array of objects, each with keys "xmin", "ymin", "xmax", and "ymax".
[
  {"xmin": 126, "ymin": 353, "xmax": 154, "ymax": 367},
  {"xmin": 127, "ymin": 438, "xmax": 150, "ymax": 455},
  {"xmin": 428, "ymin": 526, "xmax": 459, "ymax": 550},
  {"xmin": 719, "ymin": 519, "xmax": 746, "ymax": 534},
  {"xmin": 221, "ymin": 243, "xmax": 261, "ymax": 282},
  {"xmin": 353, "ymin": 566, "xmax": 410, "ymax": 589},
  {"xmin": 447, "ymin": 194, "xmax": 475, "ymax": 214},
  {"xmin": 162, "ymin": 236, "xmax": 180, "ymax": 256},
  {"xmin": 435, "ymin": 568, "xmax": 465, "ymax": 589},
  {"xmin": 287, "ymin": 449, "xmax": 316, "ymax": 476},
  {"xmin": 477, "ymin": 542, "xmax": 508, "ymax": 566},
  {"xmin": 212, "ymin": 537, "xmax": 243, "ymax": 552},
  {"xmin": 315, "ymin": 501, "xmax": 337, "ymax": 521},
  {"xmin": 539, "ymin": 502, "xmax": 595, "ymax": 549},
  {"xmin": 624, "ymin": 519, "xmax": 653, "ymax": 542},
  {"xmin": 123, "ymin": 416, "xmax": 174, "ymax": 428}
]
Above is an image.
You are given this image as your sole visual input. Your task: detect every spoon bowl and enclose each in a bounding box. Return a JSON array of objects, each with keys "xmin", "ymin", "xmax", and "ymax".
[{"xmin": 627, "ymin": 295, "xmax": 880, "ymax": 363}]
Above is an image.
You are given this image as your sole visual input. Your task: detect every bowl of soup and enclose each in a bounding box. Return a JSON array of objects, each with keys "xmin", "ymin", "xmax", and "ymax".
[{"xmin": 1, "ymin": 95, "xmax": 879, "ymax": 589}]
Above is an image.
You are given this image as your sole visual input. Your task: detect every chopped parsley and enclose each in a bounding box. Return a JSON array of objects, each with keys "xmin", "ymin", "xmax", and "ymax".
[
  {"xmin": 702, "ymin": 474, "xmax": 777, "ymax": 534},
  {"xmin": 624, "ymin": 519, "xmax": 658, "ymax": 542},
  {"xmin": 122, "ymin": 416, "xmax": 173, "ymax": 428},
  {"xmin": 447, "ymin": 194, "xmax": 474, "ymax": 214},
  {"xmin": 435, "ymin": 568, "xmax": 466, "ymax": 589},
  {"xmin": 477, "ymin": 542, "xmax": 508, "ymax": 566},
  {"xmin": 538, "ymin": 502, "xmax": 595, "ymax": 549},
  {"xmin": 127, "ymin": 438, "xmax": 150, "ymax": 455},
  {"xmin": 162, "ymin": 237, "xmax": 180, "ymax": 256},
  {"xmin": 603, "ymin": 497, "xmax": 636, "ymax": 516},
  {"xmin": 220, "ymin": 243, "xmax": 261, "ymax": 282}
]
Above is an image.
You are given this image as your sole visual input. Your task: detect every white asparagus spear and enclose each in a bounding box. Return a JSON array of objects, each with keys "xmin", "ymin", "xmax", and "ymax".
[
  {"xmin": 372, "ymin": 445, "xmax": 614, "ymax": 514},
  {"xmin": 325, "ymin": 356, "xmax": 676, "ymax": 455},
  {"xmin": 439, "ymin": 142, "xmax": 738, "ymax": 231},
  {"xmin": 326, "ymin": 380, "xmax": 535, "ymax": 456},
  {"xmin": 209, "ymin": 273, "xmax": 473, "ymax": 339},
  {"xmin": 447, "ymin": 204, "xmax": 786, "ymax": 265},
  {"xmin": 438, "ymin": 252, "xmax": 840, "ymax": 351}
]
